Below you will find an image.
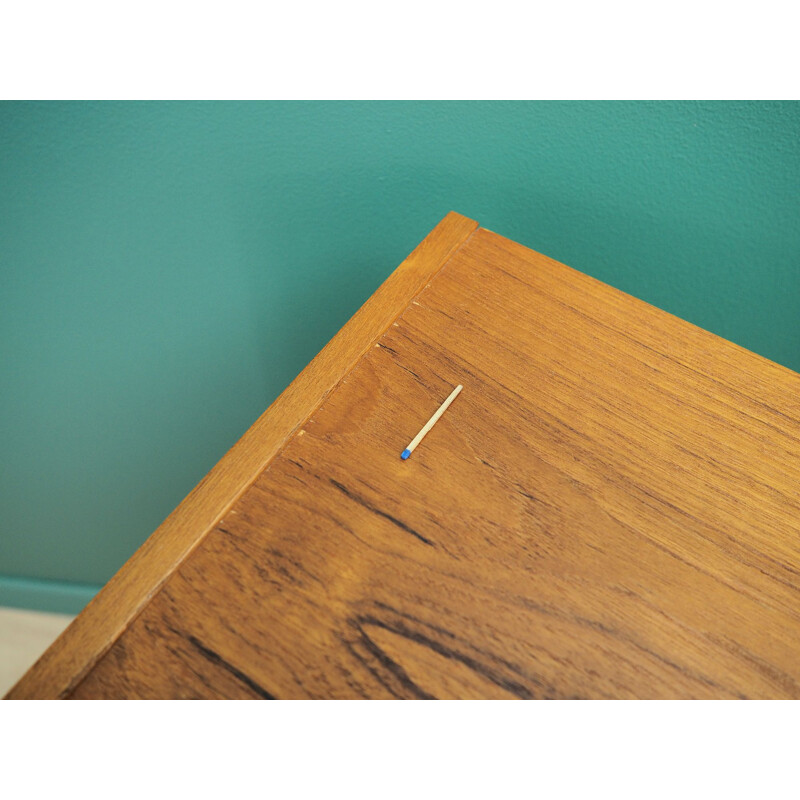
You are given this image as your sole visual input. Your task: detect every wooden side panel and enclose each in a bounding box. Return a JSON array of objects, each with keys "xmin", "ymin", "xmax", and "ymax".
[
  {"xmin": 70, "ymin": 229, "xmax": 800, "ymax": 699},
  {"xmin": 7, "ymin": 212, "xmax": 478, "ymax": 699}
]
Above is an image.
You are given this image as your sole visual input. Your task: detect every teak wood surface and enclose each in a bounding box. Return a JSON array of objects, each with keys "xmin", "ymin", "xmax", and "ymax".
[{"xmin": 10, "ymin": 213, "xmax": 800, "ymax": 699}]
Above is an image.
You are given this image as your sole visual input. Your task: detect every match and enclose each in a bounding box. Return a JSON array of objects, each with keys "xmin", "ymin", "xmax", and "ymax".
[{"xmin": 401, "ymin": 384, "xmax": 463, "ymax": 460}]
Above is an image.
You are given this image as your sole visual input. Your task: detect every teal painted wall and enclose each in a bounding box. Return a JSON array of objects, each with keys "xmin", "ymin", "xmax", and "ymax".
[{"xmin": 2, "ymin": 101, "xmax": 799, "ymax": 613}]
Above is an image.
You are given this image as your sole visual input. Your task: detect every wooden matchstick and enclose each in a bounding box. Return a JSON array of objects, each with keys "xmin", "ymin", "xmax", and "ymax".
[{"xmin": 401, "ymin": 384, "xmax": 463, "ymax": 460}]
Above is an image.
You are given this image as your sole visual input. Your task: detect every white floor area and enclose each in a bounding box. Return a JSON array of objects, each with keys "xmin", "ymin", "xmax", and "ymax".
[{"xmin": 0, "ymin": 607, "xmax": 74, "ymax": 697}]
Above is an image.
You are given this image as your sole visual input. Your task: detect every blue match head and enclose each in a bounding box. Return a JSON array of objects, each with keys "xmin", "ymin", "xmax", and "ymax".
[{"xmin": 401, "ymin": 449, "xmax": 411, "ymax": 460}]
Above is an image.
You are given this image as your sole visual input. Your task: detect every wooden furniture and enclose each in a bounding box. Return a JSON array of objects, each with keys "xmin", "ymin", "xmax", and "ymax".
[{"xmin": 9, "ymin": 212, "xmax": 800, "ymax": 699}]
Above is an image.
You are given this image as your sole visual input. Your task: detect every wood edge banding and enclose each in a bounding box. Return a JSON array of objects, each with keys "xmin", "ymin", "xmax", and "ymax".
[{"xmin": 6, "ymin": 211, "xmax": 479, "ymax": 699}]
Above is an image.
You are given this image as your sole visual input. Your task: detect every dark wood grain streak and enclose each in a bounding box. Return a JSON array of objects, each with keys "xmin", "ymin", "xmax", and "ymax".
[{"xmin": 65, "ymin": 225, "xmax": 800, "ymax": 698}]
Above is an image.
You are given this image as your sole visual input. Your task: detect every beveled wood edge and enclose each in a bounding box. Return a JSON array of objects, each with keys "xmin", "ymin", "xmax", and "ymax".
[{"xmin": 6, "ymin": 211, "xmax": 479, "ymax": 699}]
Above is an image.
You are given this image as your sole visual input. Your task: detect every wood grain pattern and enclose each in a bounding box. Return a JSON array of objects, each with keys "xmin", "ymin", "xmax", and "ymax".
[
  {"xmin": 6, "ymin": 212, "xmax": 478, "ymax": 699},
  {"xmin": 62, "ymin": 226, "xmax": 800, "ymax": 699}
]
